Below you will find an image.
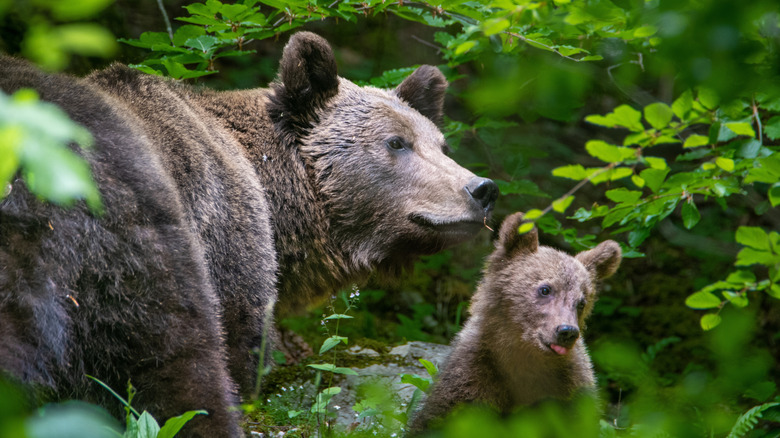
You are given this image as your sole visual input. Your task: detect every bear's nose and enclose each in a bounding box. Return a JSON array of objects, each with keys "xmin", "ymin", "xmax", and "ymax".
[
  {"xmin": 555, "ymin": 325, "xmax": 580, "ymax": 348},
  {"xmin": 465, "ymin": 177, "xmax": 499, "ymax": 210}
]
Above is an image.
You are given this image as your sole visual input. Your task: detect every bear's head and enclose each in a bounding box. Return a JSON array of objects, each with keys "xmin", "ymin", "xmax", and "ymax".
[
  {"xmin": 480, "ymin": 212, "xmax": 621, "ymax": 356},
  {"xmin": 269, "ymin": 32, "xmax": 498, "ymax": 274}
]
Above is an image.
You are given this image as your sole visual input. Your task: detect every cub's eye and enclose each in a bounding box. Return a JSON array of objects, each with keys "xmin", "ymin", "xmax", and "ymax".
[
  {"xmin": 577, "ymin": 300, "xmax": 586, "ymax": 312},
  {"xmin": 538, "ymin": 285, "xmax": 552, "ymax": 297},
  {"xmin": 385, "ymin": 137, "xmax": 408, "ymax": 151}
]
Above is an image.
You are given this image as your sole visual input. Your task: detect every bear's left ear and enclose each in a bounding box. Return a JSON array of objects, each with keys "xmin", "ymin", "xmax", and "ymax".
[
  {"xmin": 575, "ymin": 241, "xmax": 622, "ymax": 281},
  {"xmin": 277, "ymin": 32, "xmax": 339, "ymax": 113},
  {"xmin": 393, "ymin": 65, "xmax": 448, "ymax": 125},
  {"xmin": 497, "ymin": 212, "xmax": 539, "ymax": 257}
]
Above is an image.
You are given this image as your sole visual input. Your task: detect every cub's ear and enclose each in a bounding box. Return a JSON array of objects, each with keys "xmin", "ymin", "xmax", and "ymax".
[
  {"xmin": 576, "ymin": 241, "xmax": 622, "ymax": 281},
  {"xmin": 497, "ymin": 212, "xmax": 538, "ymax": 256},
  {"xmin": 393, "ymin": 65, "xmax": 448, "ymax": 125},
  {"xmin": 277, "ymin": 32, "xmax": 339, "ymax": 111}
]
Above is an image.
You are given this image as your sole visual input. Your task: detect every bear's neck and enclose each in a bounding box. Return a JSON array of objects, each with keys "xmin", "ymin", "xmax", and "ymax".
[{"xmin": 195, "ymin": 89, "xmax": 368, "ymax": 311}]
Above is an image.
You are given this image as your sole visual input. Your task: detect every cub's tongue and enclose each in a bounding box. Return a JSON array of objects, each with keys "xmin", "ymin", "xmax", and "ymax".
[{"xmin": 550, "ymin": 344, "xmax": 569, "ymax": 355}]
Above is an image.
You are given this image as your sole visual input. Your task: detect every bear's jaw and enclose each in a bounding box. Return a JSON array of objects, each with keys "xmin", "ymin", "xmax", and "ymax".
[{"xmin": 408, "ymin": 213, "xmax": 487, "ymax": 244}]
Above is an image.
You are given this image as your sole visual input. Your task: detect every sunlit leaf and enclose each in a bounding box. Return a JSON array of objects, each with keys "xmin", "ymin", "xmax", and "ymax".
[
  {"xmin": 681, "ymin": 202, "xmax": 701, "ymax": 229},
  {"xmin": 700, "ymin": 313, "xmax": 721, "ymax": 330}
]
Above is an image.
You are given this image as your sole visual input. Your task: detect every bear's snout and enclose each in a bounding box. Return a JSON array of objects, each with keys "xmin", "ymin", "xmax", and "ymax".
[
  {"xmin": 465, "ymin": 177, "xmax": 499, "ymax": 210},
  {"xmin": 554, "ymin": 325, "xmax": 580, "ymax": 349}
]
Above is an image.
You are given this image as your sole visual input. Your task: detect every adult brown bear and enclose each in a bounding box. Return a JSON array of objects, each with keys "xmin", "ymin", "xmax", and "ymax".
[{"xmin": 0, "ymin": 32, "xmax": 497, "ymax": 436}]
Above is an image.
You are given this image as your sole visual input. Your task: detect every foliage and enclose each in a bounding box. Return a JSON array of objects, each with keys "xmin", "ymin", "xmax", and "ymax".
[
  {"xmin": 0, "ymin": 88, "xmax": 102, "ymax": 211},
  {"xmin": 0, "ymin": 1, "xmax": 109, "ymax": 210},
  {"xmin": 1, "ymin": 0, "xmax": 780, "ymax": 437},
  {"xmin": 87, "ymin": 376, "xmax": 207, "ymax": 438}
]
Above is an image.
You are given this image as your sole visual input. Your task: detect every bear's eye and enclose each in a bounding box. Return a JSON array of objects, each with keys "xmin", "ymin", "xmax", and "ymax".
[
  {"xmin": 538, "ymin": 285, "xmax": 552, "ymax": 297},
  {"xmin": 386, "ymin": 137, "xmax": 409, "ymax": 151},
  {"xmin": 577, "ymin": 300, "xmax": 586, "ymax": 312}
]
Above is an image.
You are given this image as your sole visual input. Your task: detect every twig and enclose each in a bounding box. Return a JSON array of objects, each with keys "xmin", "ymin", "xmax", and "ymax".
[
  {"xmin": 156, "ymin": 0, "xmax": 174, "ymax": 45},
  {"xmin": 752, "ymin": 94, "xmax": 763, "ymax": 145},
  {"xmin": 411, "ymin": 34, "xmax": 441, "ymax": 53}
]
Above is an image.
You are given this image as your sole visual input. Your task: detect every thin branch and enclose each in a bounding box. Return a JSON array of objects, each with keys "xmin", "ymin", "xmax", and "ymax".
[
  {"xmin": 156, "ymin": 0, "xmax": 174, "ymax": 45},
  {"xmin": 752, "ymin": 94, "xmax": 763, "ymax": 145},
  {"xmin": 411, "ymin": 34, "xmax": 441, "ymax": 52}
]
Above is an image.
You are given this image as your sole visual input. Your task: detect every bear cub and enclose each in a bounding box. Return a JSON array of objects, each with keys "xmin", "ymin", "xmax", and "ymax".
[{"xmin": 409, "ymin": 212, "xmax": 622, "ymax": 432}]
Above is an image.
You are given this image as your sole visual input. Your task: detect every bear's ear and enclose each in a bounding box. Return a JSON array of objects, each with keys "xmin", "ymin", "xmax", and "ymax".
[
  {"xmin": 393, "ymin": 65, "xmax": 448, "ymax": 125},
  {"xmin": 277, "ymin": 32, "xmax": 339, "ymax": 112},
  {"xmin": 497, "ymin": 212, "xmax": 538, "ymax": 256},
  {"xmin": 576, "ymin": 240, "xmax": 622, "ymax": 281}
]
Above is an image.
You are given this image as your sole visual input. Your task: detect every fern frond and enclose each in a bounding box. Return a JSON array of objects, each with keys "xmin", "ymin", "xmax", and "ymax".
[{"xmin": 727, "ymin": 402, "xmax": 780, "ymax": 438}]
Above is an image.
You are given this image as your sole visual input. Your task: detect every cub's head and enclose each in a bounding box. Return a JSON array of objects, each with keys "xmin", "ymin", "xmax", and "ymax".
[
  {"xmin": 269, "ymin": 32, "xmax": 498, "ymax": 273},
  {"xmin": 483, "ymin": 212, "xmax": 621, "ymax": 356}
]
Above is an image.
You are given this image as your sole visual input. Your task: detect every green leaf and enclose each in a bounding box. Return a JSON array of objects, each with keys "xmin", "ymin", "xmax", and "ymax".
[
  {"xmin": 308, "ymin": 363, "xmax": 336, "ymax": 372},
  {"xmin": 716, "ymin": 157, "xmax": 735, "ymax": 172},
  {"xmin": 319, "ymin": 336, "xmax": 347, "ymax": 354},
  {"xmin": 605, "ymin": 188, "xmax": 642, "ymax": 204},
  {"xmin": 552, "ymin": 164, "xmax": 589, "ymax": 180},
  {"xmin": 482, "ymin": 18, "xmax": 509, "ymax": 36},
  {"xmin": 173, "ymin": 25, "xmax": 206, "ymax": 47},
  {"xmin": 400, "ymin": 374, "xmax": 431, "ymax": 392},
  {"xmin": 725, "ymin": 122, "xmax": 756, "ymax": 137},
  {"xmin": 764, "ymin": 116, "xmax": 780, "ymax": 140},
  {"xmin": 723, "ymin": 291, "xmax": 749, "ymax": 308},
  {"xmin": 518, "ymin": 222, "xmax": 535, "ymax": 234},
  {"xmin": 672, "ymin": 90, "xmax": 694, "ymax": 119},
  {"xmin": 768, "ymin": 183, "xmax": 780, "ymax": 207},
  {"xmin": 158, "ymin": 410, "xmax": 208, "ymax": 438},
  {"xmin": 697, "ymin": 88, "xmax": 719, "ymax": 109},
  {"xmin": 524, "ymin": 209, "xmax": 544, "ymax": 220},
  {"xmin": 736, "ymin": 248, "xmax": 780, "ymax": 266},
  {"xmin": 332, "ymin": 367, "xmax": 358, "ymax": 375},
  {"xmin": 220, "ymin": 3, "xmax": 249, "ymax": 21},
  {"xmin": 726, "ymin": 270, "xmax": 757, "ymax": 284},
  {"xmin": 681, "ymin": 202, "xmax": 701, "ymax": 229},
  {"xmin": 700, "ymin": 313, "xmax": 722, "ymax": 330},
  {"xmin": 686, "ymin": 291, "xmax": 721, "ymax": 309},
  {"xmin": 644, "ymin": 103, "xmax": 674, "ymax": 130},
  {"xmin": 454, "ymin": 40, "xmax": 476, "ymax": 55},
  {"xmin": 768, "ymin": 284, "xmax": 780, "ymax": 299},
  {"xmin": 48, "ymin": 0, "xmax": 113, "ymax": 20},
  {"xmin": 736, "ymin": 227, "xmax": 770, "ymax": 251},
  {"xmin": 419, "ymin": 359, "xmax": 438, "ymax": 378},
  {"xmin": 585, "ymin": 105, "xmax": 643, "ymax": 131},
  {"xmin": 683, "ymin": 134, "xmax": 709, "ymax": 148},
  {"xmin": 639, "ymin": 168, "xmax": 670, "ymax": 193},
  {"xmin": 185, "ymin": 35, "xmax": 219, "ymax": 52},
  {"xmin": 552, "ymin": 195, "xmax": 575, "ymax": 213},
  {"xmin": 585, "ymin": 140, "xmax": 635, "ymax": 163},
  {"xmin": 633, "ymin": 25, "xmax": 657, "ymax": 38},
  {"xmin": 645, "ymin": 157, "xmax": 667, "ymax": 169},
  {"xmin": 135, "ymin": 411, "xmax": 161, "ymax": 438},
  {"xmin": 323, "ymin": 313, "xmax": 353, "ymax": 320}
]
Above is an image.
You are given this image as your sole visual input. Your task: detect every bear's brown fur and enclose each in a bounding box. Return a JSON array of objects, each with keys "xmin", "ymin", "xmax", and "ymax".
[
  {"xmin": 0, "ymin": 32, "xmax": 497, "ymax": 437},
  {"xmin": 409, "ymin": 212, "xmax": 621, "ymax": 433}
]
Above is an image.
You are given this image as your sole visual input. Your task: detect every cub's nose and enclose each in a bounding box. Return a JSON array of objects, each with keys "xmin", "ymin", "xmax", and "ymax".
[
  {"xmin": 555, "ymin": 325, "xmax": 580, "ymax": 348},
  {"xmin": 465, "ymin": 177, "xmax": 499, "ymax": 210}
]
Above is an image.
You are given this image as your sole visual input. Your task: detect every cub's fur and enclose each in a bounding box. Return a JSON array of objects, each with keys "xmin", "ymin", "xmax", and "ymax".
[{"xmin": 410, "ymin": 212, "xmax": 621, "ymax": 432}]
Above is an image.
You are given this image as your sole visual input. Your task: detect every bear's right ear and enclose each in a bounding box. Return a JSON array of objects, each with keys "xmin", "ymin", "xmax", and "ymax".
[
  {"xmin": 497, "ymin": 212, "xmax": 539, "ymax": 257},
  {"xmin": 276, "ymin": 32, "xmax": 339, "ymax": 114},
  {"xmin": 393, "ymin": 65, "xmax": 448, "ymax": 125},
  {"xmin": 576, "ymin": 240, "xmax": 622, "ymax": 282}
]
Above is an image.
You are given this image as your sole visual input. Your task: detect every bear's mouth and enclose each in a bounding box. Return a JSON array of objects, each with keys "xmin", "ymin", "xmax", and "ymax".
[{"xmin": 408, "ymin": 213, "xmax": 484, "ymax": 238}]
